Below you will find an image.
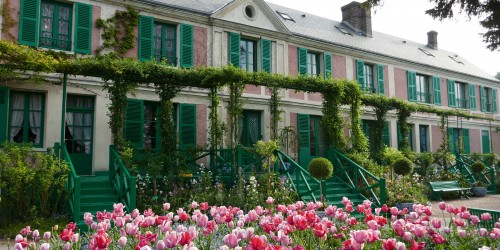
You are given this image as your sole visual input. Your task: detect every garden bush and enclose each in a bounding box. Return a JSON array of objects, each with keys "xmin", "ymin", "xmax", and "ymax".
[
  {"xmin": 0, "ymin": 142, "xmax": 69, "ymax": 224},
  {"xmin": 392, "ymin": 157, "xmax": 413, "ymax": 176}
]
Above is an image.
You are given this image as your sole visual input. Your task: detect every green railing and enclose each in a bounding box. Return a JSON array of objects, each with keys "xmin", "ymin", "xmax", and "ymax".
[
  {"xmin": 451, "ymin": 155, "xmax": 477, "ymax": 184},
  {"xmin": 274, "ymin": 149, "xmax": 320, "ymax": 202},
  {"xmin": 109, "ymin": 145, "xmax": 136, "ymax": 212},
  {"xmin": 467, "ymin": 208, "xmax": 500, "ymax": 229},
  {"xmin": 459, "ymin": 154, "xmax": 496, "ymax": 192},
  {"xmin": 326, "ymin": 148, "xmax": 386, "ymax": 206},
  {"xmin": 54, "ymin": 142, "xmax": 80, "ymax": 222}
]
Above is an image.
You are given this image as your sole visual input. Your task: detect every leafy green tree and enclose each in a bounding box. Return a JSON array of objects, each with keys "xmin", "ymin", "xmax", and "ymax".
[
  {"xmin": 495, "ymin": 71, "xmax": 500, "ymax": 80},
  {"xmin": 364, "ymin": 0, "xmax": 500, "ymax": 51}
]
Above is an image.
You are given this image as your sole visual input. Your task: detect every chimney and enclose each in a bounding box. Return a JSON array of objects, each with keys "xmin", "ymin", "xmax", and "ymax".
[
  {"xmin": 427, "ymin": 30, "xmax": 438, "ymax": 50},
  {"xmin": 341, "ymin": 1, "xmax": 372, "ymax": 37}
]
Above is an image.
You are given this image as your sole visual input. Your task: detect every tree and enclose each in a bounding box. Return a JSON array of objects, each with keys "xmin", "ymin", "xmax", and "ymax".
[
  {"xmin": 496, "ymin": 71, "xmax": 500, "ymax": 80},
  {"xmin": 363, "ymin": 0, "xmax": 500, "ymax": 51}
]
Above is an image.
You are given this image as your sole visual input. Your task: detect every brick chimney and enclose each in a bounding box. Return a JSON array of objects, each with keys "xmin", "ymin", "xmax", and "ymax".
[
  {"xmin": 341, "ymin": 1, "xmax": 372, "ymax": 37},
  {"xmin": 427, "ymin": 30, "xmax": 438, "ymax": 50}
]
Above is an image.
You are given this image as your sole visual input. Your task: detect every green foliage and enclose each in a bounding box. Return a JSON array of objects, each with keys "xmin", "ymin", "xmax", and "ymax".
[
  {"xmin": 483, "ymin": 153, "xmax": 499, "ymax": 167},
  {"xmin": 0, "ymin": 216, "xmax": 69, "ymax": 238},
  {"xmin": 322, "ymin": 90, "xmax": 347, "ymax": 151},
  {"xmin": 308, "ymin": 157, "xmax": 334, "ymax": 180},
  {"xmin": 269, "ymin": 87, "xmax": 283, "ymax": 140},
  {"xmin": 471, "ymin": 161, "xmax": 486, "ymax": 174},
  {"xmin": 392, "ymin": 157, "xmax": 413, "ymax": 176},
  {"xmin": 386, "ymin": 176, "xmax": 428, "ymax": 205},
  {"xmin": 208, "ymin": 87, "xmax": 226, "ymax": 150},
  {"xmin": 496, "ymin": 72, "xmax": 500, "ymax": 81},
  {"xmin": 255, "ymin": 140, "xmax": 280, "ymax": 159},
  {"xmin": 414, "ymin": 152, "xmax": 435, "ymax": 177},
  {"xmin": 382, "ymin": 147, "xmax": 405, "ymax": 167},
  {"xmin": 95, "ymin": 6, "xmax": 139, "ymax": 55},
  {"xmin": 0, "ymin": 143, "xmax": 69, "ymax": 224},
  {"xmin": 347, "ymin": 152, "xmax": 384, "ymax": 177}
]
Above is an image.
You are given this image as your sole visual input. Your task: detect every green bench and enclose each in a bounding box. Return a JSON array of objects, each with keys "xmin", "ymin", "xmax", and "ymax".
[{"xmin": 429, "ymin": 181, "xmax": 470, "ymax": 201}]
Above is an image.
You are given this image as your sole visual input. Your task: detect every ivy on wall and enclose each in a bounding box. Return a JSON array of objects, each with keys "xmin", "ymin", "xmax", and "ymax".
[
  {"xmin": 322, "ymin": 89, "xmax": 346, "ymax": 152},
  {"xmin": 208, "ymin": 87, "xmax": 225, "ymax": 150},
  {"xmin": 95, "ymin": 6, "xmax": 139, "ymax": 55},
  {"xmin": 269, "ymin": 87, "xmax": 283, "ymax": 140}
]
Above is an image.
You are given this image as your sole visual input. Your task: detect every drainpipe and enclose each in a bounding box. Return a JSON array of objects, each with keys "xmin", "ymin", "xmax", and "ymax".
[{"xmin": 60, "ymin": 73, "xmax": 67, "ymax": 148}]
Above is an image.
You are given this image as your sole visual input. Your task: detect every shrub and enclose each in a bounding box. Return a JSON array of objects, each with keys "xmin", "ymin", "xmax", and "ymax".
[
  {"xmin": 308, "ymin": 157, "xmax": 333, "ymax": 180},
  {"xmin": 382, "ymin": 147, "xmax": 404, "ymax": 166},
  {"xmin": 471, "ymin": 161, "xmax": 486, "ymax": 174},
  {"xmin": 392, "ymin": 157, "xmax": 413, "ymax": 176}
]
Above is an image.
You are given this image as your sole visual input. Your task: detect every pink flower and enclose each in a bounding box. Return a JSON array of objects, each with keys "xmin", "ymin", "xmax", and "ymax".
[
  {"xmin": 191, "ymin": 201, "xmax": 198, "ymax": 209},
  {"xmin": 446, "ymin": 205, "xmax": 454, "ymax": 213},
  {"xmin": 266, "ymin": 197, "xmax": 275, "ymax": 204},
  {"xmin": 131, "ymin": 209, "xmax": 140, "ymax": 218},
  {"xmin": 164, "ymin": 231, "xmax": 180, "ymax": 248},
  {"xmin": 367, "ymin": 220, "xmax": 379, "ymax": 230},
  {"xmin": 382, "ymin": 238, "xmax": 397, "ymax": 250},
  {"xmin": 223, "ymin": 233, "xmax": 239, "ymax": 248},
  {"xmin": 43, "ymin": 232, "xmax": 51, "ymax": 240},
  {"xmin": 40, "ymin": 243, "xmax": 50, "ymax": 250},
  {"xmin": 470, "ymin": 215, "xmax": 480, "ymax": 225},
  {"xmin": 84, "ymin": 213, "xmax": 94, "ymax": 225},
  {"xmin": 351, "ymin": 230, "xmax": 368, "ymax": 244},
  {"xmin": 403, "ymin": 232, "xmax": 412, "ymax": 241},
  {"xmin": 438, "ymin": 202, "xmax": 446, "ymax": 210},
  {"xmin": 156, "ymin": 240, "xmax": 165, "ymax": 250},
  {"xmin": 113, "ymin": 203, "xmax": 125, "ymax": 216},
  {"xmin": 458, "ymin": 229, "xmax": 467, "ymax": 238},
  {"xmin": 443, "ymin": 227, "xmax": 451, "ymax": 234},
  {"xmin": 479, "ymin": 228, "xmax": 488, "ymax": 237},
  {"xmin": 395, "ymin": 241, "xmax": 406, "ymax": 250},
  {"xmin": 375, "ymin": 208, "xmax": 382, "ymax": 215},
  {"xmin": 413, "ymin": 225, "xmax": 426, "ymax": 237},
  {"xmin": 200, "ymin": 202, "xmax": 209, "ymax": 211},
  {"xmin": 431, "ymin": 218, "xmax": 442, "ymax": 229},
  {"xmin": 433, "ymin": 234, "xmax": 446, "ymax": 244},
  {"xmin": 118, "ymin": 236, "xmax": 127, "ymax": 246},
  {"xmin": 163, "ymin": 203, "xmax": 171, "ymax": 211},
  {"xmin": 390, "ymin": 207, "xmax": 399, "ymax": 216},
  {"xmin": 481, "ymin": 213, "xmax": 492, "ymax": 221},
  {"xmin": 72, "ymin": 233, "xmax": 79, "ymax": 243},
  {"xmin": 115, "ymin": 217, "xmax": 125, "ymax": 228}
]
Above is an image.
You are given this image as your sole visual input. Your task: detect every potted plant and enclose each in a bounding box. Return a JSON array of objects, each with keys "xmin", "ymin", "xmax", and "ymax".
[
  {"xmin": 391, "ymin": 157, "xmax": 418, "ymax": 211},
  {"xmin": 308, "ymin": 157, "xmax": 333, "ymax": 202},
  {"xmin": 470, "ymin": 161, "xmax": 487, "ymax": 197}
]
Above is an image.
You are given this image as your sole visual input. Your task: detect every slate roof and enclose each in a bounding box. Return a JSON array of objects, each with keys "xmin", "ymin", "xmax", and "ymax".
[
  {"xmin": 266, "ymin": 2, "xmax": 498, "ymax": 82},
  {"xmin": 139, "ymin": 0, "xmax": 233, "ymax": 15}
]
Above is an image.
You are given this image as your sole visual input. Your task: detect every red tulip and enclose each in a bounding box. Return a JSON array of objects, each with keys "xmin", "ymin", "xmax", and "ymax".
[{"xmin": 59, "ymin": 229, "xmax": 74, "ymax": 242}]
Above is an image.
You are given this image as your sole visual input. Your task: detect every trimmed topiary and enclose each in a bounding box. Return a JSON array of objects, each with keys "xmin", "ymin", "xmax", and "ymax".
[
  {"xmin": 308, "ymin": 157, "xmax": 334, "ymax": 180},
  {"xmin": 392, "ymin": 157, "xmax": 413, "ymax": 176},
  {"xmin": 471, "ymin": 161, "xmax": 486, "ymax": 174}
]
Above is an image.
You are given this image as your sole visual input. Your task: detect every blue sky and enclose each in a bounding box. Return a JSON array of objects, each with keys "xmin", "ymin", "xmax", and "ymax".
[{"xmin": 266, "ymin": 0, "xmax": 500, "ymax": 78}]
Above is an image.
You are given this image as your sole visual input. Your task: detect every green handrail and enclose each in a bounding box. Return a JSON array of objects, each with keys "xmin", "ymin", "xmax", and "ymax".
[
  {"xmin": 327, "ymin": 148, "xmax": 386, "ymax": 206},
  {"xmin": 54, "ymin": 142, "xmax": 80, "ymax": 222},
  {"xmin": 459, "ymin": 154, "xmax": 495, "ymax": 192},
  {"xmin": 109, "ymin": 145, "xmax": 136, "ymax": 212},
  {"xmin": 274, "ymin": 150, "xmax": 320, "ymax": 202}
]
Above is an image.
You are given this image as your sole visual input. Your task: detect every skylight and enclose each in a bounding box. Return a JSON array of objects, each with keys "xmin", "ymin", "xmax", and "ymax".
[
  {"xmin": 276, "ymin": 11, "xmax": 294, "ymax": 22},
  {"xmin": 449, "ymin": 55, "xmax": 464, "ymax": 64},
  {"xmin": 419, "ymin": 48, "xmax": 434, "ymax": 57},
  {"xmin": 335, "ymin": 26, "xmax": 352, "ymax": 36}
]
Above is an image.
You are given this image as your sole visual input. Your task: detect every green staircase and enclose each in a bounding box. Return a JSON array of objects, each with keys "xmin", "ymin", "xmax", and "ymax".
[
  {"xmin": 274, "ymin": 149, "xmax": 386, "ymax": 207},
  {"xmin": 79, "ymin": 173, "xmax": 119, "ymax": 219},
  {"xmin": 453, "ymin": 154, "xmax": 496, "ymax": 194}
]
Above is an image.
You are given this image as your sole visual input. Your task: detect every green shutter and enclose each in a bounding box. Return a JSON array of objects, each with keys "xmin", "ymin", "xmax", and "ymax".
[
  {"xmin": 480, "ymin": 86, "xmax": 486, "ymax": 111},
  {"xmin": 74, "ymin": 3, "xmax": 93, "ymax": 54},
  {"xmin": 297, "ymin": 114, "xmax": 310, "ymax": 166},
  {"xmin": 447, "ymin": 128, "xmax": 454, "ymax": 153},
  {"xmin": 493, "ymin": 89, "xmax": 498, "ymax": 113},
  {"xmin": 382, "ymin": 121, "xmax": 390, "ymax": 146},
  {"xmin": 468, "ymin": 84, "xmax": 476, "ymax": 110},
  {"xmin": 0, "ymin": 87, "xmax": 9, "ymax": 143},
  {"xmin": 324, "ymin": 53, "xmax": 332, "ymax": 79},
  {"xmin": 482, "ymin": 130, "xmax": 491, "ymax": 154},
  {"xmin": 298, "ymin": 47, "xmax": 308, "ymax": 75},
  {"xmin": 179, "ymin": 104, "xmax": 196, "ymax": 148},
  {"xmin": 228, "ymin": 33, "xmax": 241, "ymax": 67},
  {"xmin": 407, "ymin": 71, "xmax": 416, "ymax": 101},
  {"xmin": 19, "ymin": 0, "xmax": 40, "ymax": 46},
  {"xmin": 447, "ymin": 80, "xmax": 456, "ymax": 107},
  {"xmin": 125, "ymin": 99, "xmax": 144, "ymax": 148},
  {"xmin": 463, "ymin": 129, "xmax": 470, "ymax": 154},
  {"xmin": 432, "ymin": 76, "xmax": 441, "ymax": 105},
  {"xmin": 180, "ymin": 23, "xmax": 194, "ymax": 68},
  {"xmin": 355, "ymin": 60, "xmax": 365, "ymax": 87},
  {"xmin": 260, "ymin": 39, "xmax": 272, "ymax": 73},
  {"xmin": 377, "ymin": 64, "xmax": 385, "ymax": 94},
  {"xmin": 138, "ymin": 15, "xmax": 154, "ymax": 62}
]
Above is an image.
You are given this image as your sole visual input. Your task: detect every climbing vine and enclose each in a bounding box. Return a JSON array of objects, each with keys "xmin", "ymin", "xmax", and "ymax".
[
  {"xmin": 345, "ymin": 84, "xmax": 368, "ymax": 154},
  {"xmin": 227, "ymin": 82, "xmax": 245, "ymax": 147},
  {"xmin": 95, "ymin": 6, "xmax": 139, "ymax": 55},
  {"xmin": 1, "ymin": 0, "xmax": 17, "ymax": 40},
  {"xmin": 269, "ymin": 87, "xmax": 283, "ymax": 140},
  {"xmin": 322, "ymin": 90, "xmax": 346, "ymax": 152},
  {"xmin": 371, "ymin": 105, "xmax": 390, "ymax": 161},
  {"xmin": 396, "ymin": 106, "xmax": 414, "ymax": 156},
  {"xmin": 208, "ymin": 87, "xmax": 225, "ymax": 150}
]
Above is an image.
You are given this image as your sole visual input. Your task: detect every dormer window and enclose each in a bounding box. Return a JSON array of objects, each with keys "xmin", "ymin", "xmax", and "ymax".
[
  {"xmin": 335, "ymin": 26, "xmax": 352, "ymax": 36},
  {"xmin": 277, "ymin": 11, "xmax": 294, "ymax": 22},
  {"xmin": 419, "ymin": 48, "xmax": 434, "ymax": 57},
  {"xmin": 449, "ymin": 55, "xmax": 464, "ymax": 64}
]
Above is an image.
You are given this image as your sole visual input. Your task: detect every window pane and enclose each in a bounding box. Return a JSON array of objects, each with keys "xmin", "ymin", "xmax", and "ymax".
[
  {"xmin": 154, "ymin": 24, "xmax": 163, "ymax": 61},
  {"xmin": 40, "ymin": 3, "xmax": 54, "ymax": 47},
  {"xmin": 240, "ymin": 41, "xmax": 247, "ymax": 70},
  {"xmin": 247, "ymin": 42, "xmax": 254, "ymax": 72},
  {"xmin": 165, "ymin": 26, "xmax": 176, "ymax": 65}
]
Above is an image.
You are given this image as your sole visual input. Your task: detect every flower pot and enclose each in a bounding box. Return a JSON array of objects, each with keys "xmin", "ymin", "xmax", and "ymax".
[
  {"xmin": 394, "ymin": 202, "xmax": 416, "ymax": 212},
  {"xmin": 471, "ymin": 187, "xmax": 487, "ymax": 197}
]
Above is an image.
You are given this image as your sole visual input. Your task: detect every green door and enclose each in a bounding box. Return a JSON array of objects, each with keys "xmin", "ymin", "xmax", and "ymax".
[
  {"xmin": 482, "ymin": 130, "xmax": 491, "ymax": 154},
  {"xmin": 65, "ymin": 95, "xmax": 94, "ymax": 175},
  {"xmin": 298, "ymin": 114, "xmax": 323, "ymax": 167},
  {"xmin": 239, "ymin": 110, "xmax": 262, "ymax": 167}
]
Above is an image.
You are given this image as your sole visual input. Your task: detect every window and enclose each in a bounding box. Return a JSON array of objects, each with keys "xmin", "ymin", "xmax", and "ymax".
[
  {"xmin": 39, "ymin": 1, "xmax": 72, "ymax": 50},
  {"xmin": 455, "ymin": 82, "xmax": 467, "ymax": 109},
  {"xmin": 419, "ymin": 125, "xmax": 428, "ymax": 152},
  {"xmin": 309, "ymin": 115, "xmax": 324, "ymax": 156},
  {"xmin": 415, "ymin": 74, "xmax": 430, "ymax": 103},
  {"xmin": 239, "ymin": 110, "xmax": 261, "ymax": 146},
  {"xmin": 363, "ymin": 64, "xmax": 374, "ymax": 92},
  {"xmin": 240, "ymin": 39, "xmax": 257, "ymax": 72},
  {"xmin": 480, "ymin": 86, "xmax": 497, "ymax": 113},
  {"xmin": 448, "ymin": 128, "xmax": 470, "ymax": 154},
  {"xmin": 335, "ymin": 26, "xmax": 352, "ymax": 36},
  {"xmin": 307, "ymin": 52, "xmax": 320, "ymax": 77},
  {"xmin": 65, "ymin": 95, "xmax": 93, "ymax": 154},
  {"xmin": 277, "ymin": 11, "xmax": 294, "ymax": 22},
  {"xmin": 144, "ymin": 102, "xmax": 160, "ymax": 149},
  {"xmin": 419, "ymin": 48, "xmax": 434, "ymax": 57},
  {"xmin": 153, "ymin": 23, "xmax": 177, "ymax": 65},
  {"xmin": 9, "ymin": 92, "xmax": 45, "ymax": 147},
  {"xmin": 397, "ymin": 123, "xmax": 414, "ymax": 151},
  {"xmin": 356, "ymin": 60, "xmax": 384, "ymax": 94}
]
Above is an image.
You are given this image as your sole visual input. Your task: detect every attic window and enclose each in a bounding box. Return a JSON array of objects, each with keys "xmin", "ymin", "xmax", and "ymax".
[
  {"xmin": 419, "ymin": 48, "xmax": 434, "ymax": 57},
  {"xmin": 277, "ymin": 11, "xmax": 294, "ymax": 22},
  {"xmin": 335, "ymin": 26, "xmax": 352, "ymax": 36},
  {"xmin": 449, "ymin": 55, "xmax": 464, "ymax": 64}
]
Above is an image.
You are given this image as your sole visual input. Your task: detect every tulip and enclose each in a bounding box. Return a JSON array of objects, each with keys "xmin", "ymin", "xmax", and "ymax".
[
  {"xmin": 438, "ymin": 202, "xmax": 446, "ymax": 210},
  {"xmin": 431, "ymin": 218, "xmax": 442, "ymax": 229},
  {"xmin": 72, "ymin": 233, "xmax": 79, "ymax": 243},
  {"xmin": 156, "ymin": 240, "xmax": 165, "ymax": 250},
  {"xmin": 200, "ymin": 202, "xmax": 209, "ymax": 211},
  {"xmin": 352, "ymin": 230, "xmax": 368, "ymax": 244},
  {"xmin": 224, "ymin": 233, "xmax": 239, "ymax": 248},
  {"xmin": 117, "ymin": 236, "xmax": 127, "ymax": 246},
  {"xmin": 395, "ymin": 242, "xmax": 406, "ymax": 250},
  {"xmin": 59, "ymin": 229, "xmax": 74, "ymax": 242},
  {"xmin": 403, "ymin": 232, "xmax": 412, "ymax": 241},
  {"xmin": 443, "ymin": 227, "xmax": 451, "ymax": 234},
  {"xmin": 43, "ymin": 232, "xmax": 51, "ymax": 240},
  {"xmin": 481, "ymin": 213, "xmax": 492, "ymax": 221},
  {"xmin": 382, "ymin": 238, "xmax": 397, "ymax": 250},
  {"xmin": 191, "ymin": 201, "xmax": 198, "ymax": 209},
  {"xmin": 433, "ymin": 234, "xmax": 446, "ymax": 244},
  {"xmin": 266, "ymin": 197, "xmax": 275, "ymax": 204},
  {"xmin": 458, "ymin": 229, "xmax": 467, "ymax": 238},
  {"xmin": 390, "ymin": 207, "xmax": 399, "ymax": 216},
  {"xmin": 63, "ymin": 242, "xmax": 71, "ymax": 250},
  {"xmin": 40, "ymin": 243, "xmax": 50, "ymax": 250},
  {"xmin": 413, "ymin": 225, "xmax": 426, "ymax": 237},
  {"xmin": 470, "ymin": 215, "xmax": 480, "ymax": 225}
]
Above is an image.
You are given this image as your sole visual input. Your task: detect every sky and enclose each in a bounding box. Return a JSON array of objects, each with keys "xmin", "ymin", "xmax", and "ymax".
[{"xmin": 266, "ymin": 0, "xmax": 500, "ymax": 78}]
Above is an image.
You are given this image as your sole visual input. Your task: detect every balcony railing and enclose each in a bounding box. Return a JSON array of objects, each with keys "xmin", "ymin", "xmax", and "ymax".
[
  {"xmin": 416, "ymin": 92, "xmax": 431, "ymax": 104},
  {"xmin": 456, "ymin": 98, "xmax": 468, "ymax": 109}
]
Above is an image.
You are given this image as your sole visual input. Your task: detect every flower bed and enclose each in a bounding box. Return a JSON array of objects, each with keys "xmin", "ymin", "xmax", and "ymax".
[{"xmin": 10, "ymin": 198, "xmax": 500, "ymax": 250}]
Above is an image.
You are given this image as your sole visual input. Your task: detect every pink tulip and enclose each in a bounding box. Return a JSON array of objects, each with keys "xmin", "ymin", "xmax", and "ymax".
[
  {"xmin": 395, "ymin": 241, "xmax": 406, "ymax": 250},
  {"xmin": 14, "ymin": 243, "xmax": 24, "ymax": 250},
  {"xmin": 443, "ymin": 227, "xmax": 451, "ymax": 234},
  {"xmin": 367, "ymin": 220, "xmax": 379, "ymax": 230},
  {"xmin": 390, "ymin": 207, "xmax": 399, "ymax": 216},
  {"xmin": 403, "ymin": 232, "xmax": 412, "ymax": 241},
  {"xmin": 493, "ymin": 228, "xmax": 500, "ymax": 238},
  {"xmin": 366, "ymin": 230, "xmax": 380, "ymax": 243},
  {"xmin": 470, "ymin": 215, "xmax": 480, "ymax": 225},
  {"xmin": 164, "ymin": 231, "xmax": 180, "ymax": 248},
  {"xmin": 481, "ymin": 213, "xmax": 492, "ymax": 221},
  {"xmin": 115, "ymin": 217, "xmax": 125, "ymax": 228},
  {"xmin": 495, "ymin": 222, "xmax": 500, "ymax": 229},
  {"xmin": 163, "ymin": 203, "xmax": 171, "ymax": 211},
  {"xmin": 446, "ymin": 205, "xmax": 454, "ymax": 213},
  {"xmin": 479, "ymin": 228, "xmax": 488, "ymax": 237},
  {"xmin": 43, "ymin": 232, "xmax": 51, "ymax": 239},
  {"xmin": 266, "ymin": 197, "xmax": 275, "ymax": 204},
  {"xmin": 40, "ymin": 243, "xmax": 50, "ymax": 250},
  {"xmin": 116, "ymin": 236, "xmax": 127, "ymax": 246},
  {"xmin": 63, "ymin": 242, "xmax": 71, "ymax": 250},
  {"xmin": 113, "ymin": 203, "xmax": 125, "ymax": 216},
  {"xmin": 431, "ymin": 218, "xmax": 442, "ymax": 229},
  {"xmin": 458, "ymin": 229, "xmax": 467, "ymax": 238},
  {"xmin": 438, "ymin": 202, "xmax": 446, "ymax": 210},
  {"xmin": 156, "ymin": 240, "xmax": 165, "ymax": 250},
  {"xmin": 375, "ymin": 208, "xmax": 381, "ymax": 215},
  {"xmin": 382, "ymin": 238, "xmax": 397, "ymax": 250},
  {"xmin": 352, "ymin": 230, "xmax": 368, "ymax": 244},
  {"xmin": 72, "ymin": 233, "xmax": 79, "ymax": 243},
  {"xmin": 413, "ymin": 225, "xmax": 426, "ymax": 237},
  {"xmin": 131, "ymin": 209, "xmax": 140, "ymax": 218},
  {"xmin": 224, "ymin": 233, "xmax": 239, "ymax": 248},
  {"xmin": 191, "ymin": 202, "xmax": 198, "ymax": 209}
]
